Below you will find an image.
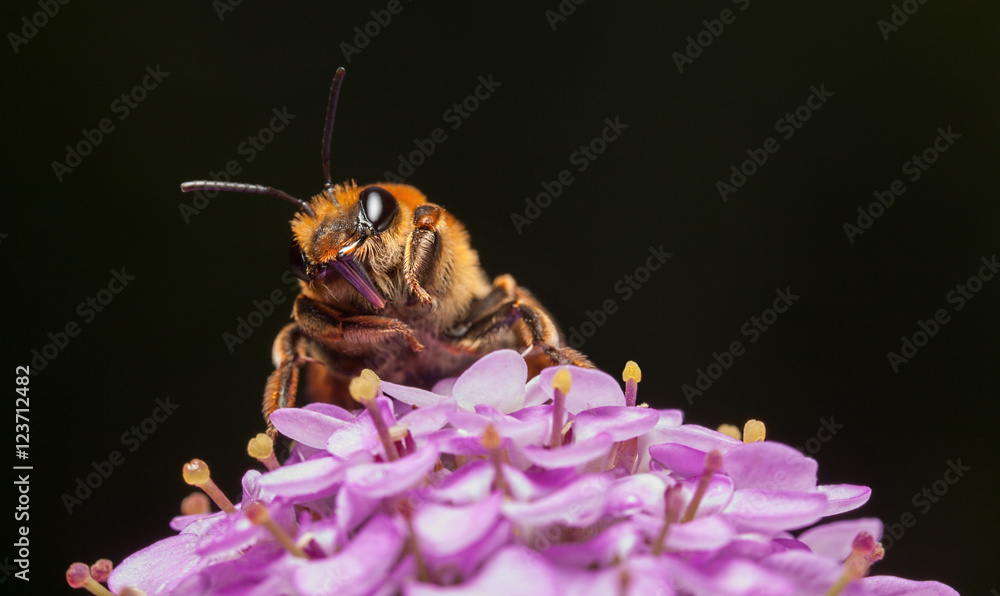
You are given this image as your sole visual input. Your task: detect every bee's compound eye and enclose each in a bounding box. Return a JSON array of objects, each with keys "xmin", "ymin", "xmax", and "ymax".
[
  {"xmin": 359, "ymin": 186, "xmax": 398, "ymax": 233},
  {"xmin": 289, "ymin": 242, "xmax": 310, "ymax": 281}
]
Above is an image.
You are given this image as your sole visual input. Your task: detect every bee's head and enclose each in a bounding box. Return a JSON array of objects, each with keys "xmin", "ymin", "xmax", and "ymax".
[{"xmin": 288, "ymin": 183, "xmax": 401, "ymax": 309}]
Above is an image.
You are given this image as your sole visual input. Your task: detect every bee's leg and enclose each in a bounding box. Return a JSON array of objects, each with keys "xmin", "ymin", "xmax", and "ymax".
[
  {"xmin": 263, "ymin": 323, "xmax": 310, "ymax": 438},
  {"xmin": 457, "ymin": 276, "xmax": 593, "ymax": 369},
  {"xmin": 403, "ymin": 204, "xmax": 445, "ymax": 306},
  {"xmin": 295, "ymin": 295, "xmax": 425, "ymax": 352}
]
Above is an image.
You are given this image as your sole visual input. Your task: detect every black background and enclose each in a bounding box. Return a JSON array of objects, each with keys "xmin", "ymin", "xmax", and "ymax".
[{"xmin": 3, "ymin": 1, "xmax": 997, "ymax": 594}]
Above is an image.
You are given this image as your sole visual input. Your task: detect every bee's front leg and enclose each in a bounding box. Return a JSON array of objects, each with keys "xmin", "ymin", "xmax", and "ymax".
[
  {"xmin": 403, "ymin": 204, "xmax": 445, "ymax": 306},
  {"xmin": 456, "ymin": 275, "xmax": 593, "ymax": 369},
  {"xmin": 263, "ymin": 323, "xmax": 310, "ymax": 438}
]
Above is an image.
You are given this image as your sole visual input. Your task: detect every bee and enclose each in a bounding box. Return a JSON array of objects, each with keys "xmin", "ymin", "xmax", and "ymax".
[{"xmin": 182, "ymin": 68, "xmax": 591, "ymax": 437}]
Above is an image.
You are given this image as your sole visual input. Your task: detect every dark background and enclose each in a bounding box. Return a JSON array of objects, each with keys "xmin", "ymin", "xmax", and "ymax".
[{"xmin": 3, "ymin": 1, "xmax": 997, "ymax": 594}]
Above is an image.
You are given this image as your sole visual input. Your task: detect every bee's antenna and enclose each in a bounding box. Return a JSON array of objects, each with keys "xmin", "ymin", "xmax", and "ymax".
[
  {"xmin": 321, "ymin": 67, "xmax": 346, "ymax": 200},
  {"xmin": 180, "ymin": 181, "xmax": 316, "ymax": 218}
]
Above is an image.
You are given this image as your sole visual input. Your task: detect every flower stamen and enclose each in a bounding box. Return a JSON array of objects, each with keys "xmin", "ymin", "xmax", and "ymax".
[
  {"xmin": 397, "ymin": 498, "xmax": 432, "ymax": 582},
  {"xmin": 181, "ymin": 492, "xmax": 211, "ymax": 515},
  {"xmin": 622, "ymin": 361, "xmax": 641, "ymax": 407},
  {"xmin": 550, "ymin": 368, "xmax": 572, "ymax": 449},
  {"xmin": 716, "ymin": 423, "xmax": 741, "ymax": 441},
  {"xmin": 350, "ymin": 372, "xmax": 400, "ymax": 461},
  {"xmin": 680, "ymin": 450, "xmax": 723, "ymax": 523},
  {"xmin": 89, "ymin": 559, "xmax": 113, "ymax": 583},
  {"xmin": 244, "ymin": 502, "xmax": 307, "ymax": 559},
  {"xmin": 481, "ymin": 425, "xmax": 509, "ymax": 497},
  {"xmin": 66, "ymin": 562, "xmax": 114, "ymax": 595},
  {"xmin": 652, "ymin": 484, "xmax": 685, "ymax": 555},
  {"xmin": 182, "ymin": 459, "xmax": 236, "ymax": 513},
  {"xmin": 247, "ymin": 432, "xmax": 281, "ymax": 470},
  {"xmin": 743, "ymin": 419, "xmax": 766, "ymax": 443},
  {"xmin": 823, "ymin": 532, "xmax": 885, "ymax": 596}
]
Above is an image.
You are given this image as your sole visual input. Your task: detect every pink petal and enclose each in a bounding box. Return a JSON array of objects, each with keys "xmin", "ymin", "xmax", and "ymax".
[
  {"xmin": 404, "ymin": 546, "xmax": 559, "ymax": 596},
  {"xmin": 856, "ymin": 576, "xmax": 959, "ymax": 596},
  {"xmin": 423, "ymin": 460, "xmax": 495, "ymax": 505},
  {"xmin": 269, "ymin": 407, "xmax": 349, "ymax": 449},
  {"xmin": 723, "ymin": 441, "xmax": 818, "ymax": 491},
  {"xmin": 326, "ymin": 396, "xmax": 395, "ymax": 458},
  {"xmin": 413, "ymin": 492, "xmax": 504, "ymax": 557},
  {"xmin": 573, "ymin": 406, "xmax": 660, "ymax": 442},
  {"xmin": 521, "ymin": 433, "xmax": 614, "ymax": 469},
  {"xmin": 431, "ymin": 376, "xmax": 458, "ymax": 396},
  {"xmin": 649, "ymin": 442, "xmax": 708, "ymax": 478},
  {"xmin": 302, "ymin": 402, "xmax": 355, "ymax": 421},
  {"xmin": 345, "ymin": 443, "xmax": 441, "ymax": 498},
  {"xmin": 678, "ymin": 473, "xmax": 735, "ymax": 516},
  {"xmin": 758, "ymin": 550, "xmax": 844, "ymax": 594},
  {"xmin": 797, "ymin": 518, "xmax": 883, "ymax": 560},
  {"xmin": 522, "ymin": 375, "xmax": 548, "ymax": 407},
  {"xmin": 292, "ymin": 515, "xmax": 405, "ymax": 596},
  {"xmin": 604, "ymin": 473, "xmax": 670, "ymax": 517},
  {"xmin": 501, "ymin": 475, "xmax": 610, "ymax": 527},
  {"xmin": 108, "ymin": 534, "xmax": 203, "ymax": 596},
  {"xmin": 818, "ymin": 484, "xmax": 872, "ymax": 516},
  {"xmin": 258, "ymin": 454, "xmax": 354, "ymax": 500},
  {"xmin": 666, "ymin": 514, "xmax": 736, "ymax": 551},
  {"xmin": 453, "ymin": 349, "xmax": 527, "ymax": 413},
  {"xmin": 503, "ymin": 466, "xmax": 578, "ymax": 501},
  {"xmin": 642, "ymin": 425, "xmax": 742, "ymax": 475},
  {"xmin": 543, "ymin": 522, "xmax": 644, "ymax": 568},
  {"xmin": 539, "ymin": 366, "xmax": 625, "ymax": 414},
  {"xmin": 381, "ymin": 381, "xmax": 446, "ymax": 408},
  {"xmin": 396, "ymin": 397, "xmax": 457, "ymax": 435},
  {"xmin": 665, "ymin": 556, "xmax": 796, "ymax": 596},
  {"xmin": 335, "ymin": 484, "xmax": 381, "ymax": 534},
  {"xmin": 724, "ymin": 489, "xmax": 829, "ymax": 532},
  {"xmin": 557, "ymin": 567, "xmax": 628, "ymax": 596}
]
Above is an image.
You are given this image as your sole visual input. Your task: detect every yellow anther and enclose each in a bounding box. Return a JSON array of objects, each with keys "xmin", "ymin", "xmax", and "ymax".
[
  {"xmin": 349, "ymin": 375, "xmax": 378, "ymax": 403},
  {"xmin": 182, "ymin": 459, "xmax": 211, "ymax": 486},
  {"xmin": 622, "ymin": 361, "xmax": 642, "ymax": 383},
  {"xmin": 247, "ymin": 433, "xmax": 274, "ymax": 459},
  {"xmin": 551, "ymin": 368, "xmax": 572, "ymax": 394},
  {"xmin": 743, "ymin": 419, "xmax": 766, "ymax": 443},
  {"xmin": 361, "ymin": 368, "xmax": 381, "ymax": 385},
  {"xmin": 717, "ymin": 424, "xmax": 742, "ymax": 441}
]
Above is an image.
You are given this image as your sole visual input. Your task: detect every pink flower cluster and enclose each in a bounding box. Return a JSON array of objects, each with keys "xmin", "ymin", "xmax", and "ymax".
[{"xmin": 87, "ymin": 351, "xmax": 955, "ymax": 596}]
